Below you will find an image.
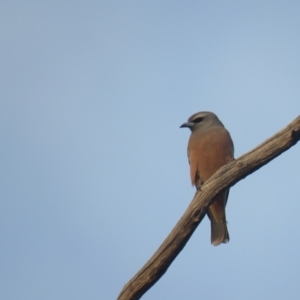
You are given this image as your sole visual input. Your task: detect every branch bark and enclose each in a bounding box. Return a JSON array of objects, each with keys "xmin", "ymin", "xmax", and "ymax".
[{"xmin": 117, "ymin": 116, "xmax": 300, "ymax": 300}]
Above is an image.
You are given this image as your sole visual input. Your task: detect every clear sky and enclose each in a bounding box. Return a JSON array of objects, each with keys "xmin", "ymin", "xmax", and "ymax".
[{"xmin": 1, "ymin": 2, "xmax": 300, "ymax": 299}]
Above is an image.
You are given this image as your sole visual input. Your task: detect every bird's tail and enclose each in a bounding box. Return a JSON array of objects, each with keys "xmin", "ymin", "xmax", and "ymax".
[
  {"xmin": 207, "ymin": 191, "xmax": 230, "ymax": 246},
  {"xmin": 210, "ymin": 218, "xmax": 229, "ymax": 246},
  {"xmin": 207, "ymin": 209, "xmax": 229, "ymax": 246}
]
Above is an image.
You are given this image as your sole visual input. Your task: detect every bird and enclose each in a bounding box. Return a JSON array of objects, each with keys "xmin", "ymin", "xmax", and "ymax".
[{"xmin": 180, "ymin": 111, "xmax": 234, "ymax": 246}]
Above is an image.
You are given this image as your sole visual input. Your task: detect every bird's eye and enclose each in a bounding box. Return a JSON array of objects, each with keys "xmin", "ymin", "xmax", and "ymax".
[{"xmin": 193, "ymin": 117, "xmax": 203, "ymax": 123}]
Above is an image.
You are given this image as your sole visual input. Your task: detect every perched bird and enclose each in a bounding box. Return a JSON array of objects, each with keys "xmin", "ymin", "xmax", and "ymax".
[{"xmin": 180, "ymin": 111, "xmax": 234, "ymax": 246}]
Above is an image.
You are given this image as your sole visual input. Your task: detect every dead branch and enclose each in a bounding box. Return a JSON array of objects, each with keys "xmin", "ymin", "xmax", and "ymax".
[{"xmin": 117, "ymin": 116, "xmax": 300, "ymax": 300}]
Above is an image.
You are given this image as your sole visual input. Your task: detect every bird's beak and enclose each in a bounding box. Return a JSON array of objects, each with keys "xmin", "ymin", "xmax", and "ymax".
[{"xmin": 180, "ymin": 122, "xmax": 194, "ymax": 128}]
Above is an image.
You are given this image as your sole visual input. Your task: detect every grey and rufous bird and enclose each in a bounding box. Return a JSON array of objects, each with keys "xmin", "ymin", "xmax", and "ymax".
[{"xmin": 180, "ymin": 111, "xmax": 234, "ymax": 246}]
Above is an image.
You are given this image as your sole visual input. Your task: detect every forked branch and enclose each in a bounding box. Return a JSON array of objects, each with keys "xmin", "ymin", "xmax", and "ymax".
[{"xmin": 118, "ymin": 116, "xmax": 300, "ymax": 300}]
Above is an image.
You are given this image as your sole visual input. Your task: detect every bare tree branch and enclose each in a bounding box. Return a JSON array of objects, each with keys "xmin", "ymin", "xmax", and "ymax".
[{"xmin": 117, "ymin": 116, "xmax": 300, "ymax": 300}]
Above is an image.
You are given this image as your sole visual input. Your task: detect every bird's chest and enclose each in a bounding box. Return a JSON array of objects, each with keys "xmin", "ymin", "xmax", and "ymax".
[{"xmin": 187, "ymin": 130, "xmax": 229, "ymax": 180}]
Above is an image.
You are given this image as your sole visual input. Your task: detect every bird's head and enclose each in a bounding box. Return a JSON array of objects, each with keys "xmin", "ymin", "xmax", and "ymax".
[{"xmin": 180, "ymin": 111, "xmax": 224, "ymax": 132}]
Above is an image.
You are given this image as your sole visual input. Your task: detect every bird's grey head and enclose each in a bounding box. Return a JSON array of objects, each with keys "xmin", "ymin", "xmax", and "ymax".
[{"xmin": 180, "ymin": 111, "xmax": 224, "ymax": 132}]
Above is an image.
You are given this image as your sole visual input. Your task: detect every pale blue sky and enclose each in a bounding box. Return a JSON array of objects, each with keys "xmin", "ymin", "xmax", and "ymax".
[{"xmin": 1, "ymin": 2, "xmax": 300, "ymax": 299}]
